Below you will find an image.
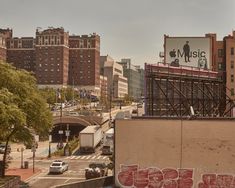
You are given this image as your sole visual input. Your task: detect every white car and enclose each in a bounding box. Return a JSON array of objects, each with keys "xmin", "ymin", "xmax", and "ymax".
[{"xmin": 49, "ymin": 160, "xmax": 68, "ymax": 174}]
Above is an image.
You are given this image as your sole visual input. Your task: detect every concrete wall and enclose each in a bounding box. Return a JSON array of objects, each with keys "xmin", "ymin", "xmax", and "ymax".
[
  {"xmin": 115, "ymin": 118, "xmax": 235, "ymax": 188},
  {"xmin": 53, "ymin": 176, "xmax": 113, "ymax": 188}
]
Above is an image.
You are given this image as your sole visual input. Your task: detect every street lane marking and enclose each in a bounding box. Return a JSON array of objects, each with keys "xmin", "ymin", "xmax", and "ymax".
[
  {"xmin": 75, "ymin": 156, "xmax": 81, "ymax": 159},
  {"xmin": 85, "ymin": 156, "xmax": 91, "ymax": 160},
  {"xmin": 91, "ymin": 156, "xmax": 96, "ymax": 159},
  {"xmin": 70, "ymin": 156, "xmax": 76, "ymax": 159},
  {"xmin": 102, "ymin": 156, "xmax": 107, "ymax": 159},
  {"xmin": 97, "ymin": 156, "xmax": 102, "ymax": 159},
  {"xmin": 81, "ymin": 156, "xmax": 86, "ymax": 159}
]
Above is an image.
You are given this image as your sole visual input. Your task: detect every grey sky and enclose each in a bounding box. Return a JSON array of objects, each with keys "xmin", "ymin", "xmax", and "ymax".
[{"xmin": 1, "ymin": 0, "xmax": 235, "ymax": 67}]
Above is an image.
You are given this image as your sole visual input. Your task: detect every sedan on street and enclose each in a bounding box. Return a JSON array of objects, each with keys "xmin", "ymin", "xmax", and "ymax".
[{"xmin": 49, "ymin": 160, "xmax": 68, "ymax": 174}]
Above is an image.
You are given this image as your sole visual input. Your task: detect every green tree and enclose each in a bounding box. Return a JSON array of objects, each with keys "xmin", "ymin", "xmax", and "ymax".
[
  {"xmin": 0, "ymin": 61, "xmax": 53, "ymax": 177},
  {"xmin": 39, "ymin": 87, "xmax": 56, "ymax": 108}
]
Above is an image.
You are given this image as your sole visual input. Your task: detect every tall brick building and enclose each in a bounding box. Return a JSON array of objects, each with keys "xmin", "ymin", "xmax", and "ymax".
[
  {"xmin": 35, "ymin": 28, "xmax": 69, "ymax": 88},
  {"xmin": 69, "ymin": 34, "xmax": 100, "ymax": 95},
  {"xmin": 0, "ymin": 27, "xmax": 102, "ymax": 96},
  {"xmin": 6, "ymin": 37, "xmax": 36, "ymax": 72},
  {"xmin": 207, "ymin": 31, "xmax": 235, "ymax": 100}
]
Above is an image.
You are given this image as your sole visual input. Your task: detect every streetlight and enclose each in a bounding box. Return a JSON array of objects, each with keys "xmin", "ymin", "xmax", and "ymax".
[
  {"xmin": 20, "ymin": 147, "xmax": 24, "ymax": 169},
  {"xmin": 48, "ymin": 134, "xmax": 52, "ymax": 158},
  {"xmin": 65, "ymin": 124, "xmax": 70, "ymax": 143}
]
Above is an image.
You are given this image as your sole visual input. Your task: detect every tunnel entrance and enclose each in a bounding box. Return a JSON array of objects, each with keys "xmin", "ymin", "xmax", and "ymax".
[{"xmin": 51, "ymin": 123, "xmax": 86, "ymax": 143}]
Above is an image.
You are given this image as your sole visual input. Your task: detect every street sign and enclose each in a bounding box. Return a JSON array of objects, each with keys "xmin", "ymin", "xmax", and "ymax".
[
  {"xmin": 31, "ymin": 146, "xmax": 36, "ymax": 152},
  {"xmin": 65, "ymin": 130, "xmax": 70, "ymax": 136},
  {"xmin": 49, "ymin": 135, "xmax": 52, "ymax": 142},
  {"xmin": 34, "ymin": 135, "xmax": 39, "ymax": 142}
]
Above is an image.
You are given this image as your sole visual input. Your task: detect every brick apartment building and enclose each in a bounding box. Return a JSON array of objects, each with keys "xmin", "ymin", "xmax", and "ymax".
[
  {"xmin": 0, "ymin": 27, "xmax": 102, "ymax": 96},
  {"xmin": 7, "ymin": 37, "xmax": 36, "ymax": 72},
  {"xmin": 35, "ymin": 28, "xmax": 69, "ymax": 88},
  {"xmin": 206, "ymin": 31, "xmax": 235, "ymax": 100},
  {"xmin": 68, "ymin": 34, "xmax": 101, "ymax": 96}
]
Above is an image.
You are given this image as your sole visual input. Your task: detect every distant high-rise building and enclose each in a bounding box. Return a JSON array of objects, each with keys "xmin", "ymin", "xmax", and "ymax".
[
  {"xmin": 118, "ymin": 58, "xmax": 142, "ymax": 100},
  {"xmin": 69, "ymin": 34, "xmax": 100, "ymax": 96},
  {"xmin": 35, "ymin": 27, "xmax": 69, "ymax": 88},
  {"xmin": 100, "ymin": 55, "xmax": 128, "ymax": 99}
]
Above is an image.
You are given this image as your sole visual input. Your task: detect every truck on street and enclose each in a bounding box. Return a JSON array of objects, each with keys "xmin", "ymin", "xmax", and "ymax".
[
  {"xmin": 79, "ymin": 125, "xmax": 102, "ymax": 153},
  {"xmin": 102, "ymin": 128, "xmax": 114, "ymax": 155}
]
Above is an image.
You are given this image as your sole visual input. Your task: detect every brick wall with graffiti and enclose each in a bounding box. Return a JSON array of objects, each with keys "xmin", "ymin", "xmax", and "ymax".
[
  {"xmin": 117, "ymin": 165, "xmax": 235, "ymax": 188},
  {"xmin": 117, "ymin": 165, "xmax": 193, "ymax": 188}
]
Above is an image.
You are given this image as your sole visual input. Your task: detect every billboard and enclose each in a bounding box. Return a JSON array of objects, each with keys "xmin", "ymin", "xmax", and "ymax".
[{"xmin": 165, "ymin": 37, "xmax": 211, "ymax": 69}]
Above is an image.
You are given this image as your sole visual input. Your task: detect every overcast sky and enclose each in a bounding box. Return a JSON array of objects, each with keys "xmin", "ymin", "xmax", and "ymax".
[{"xmin": 1, "ymin": 0, "xmax": 235, "ymax": 67}]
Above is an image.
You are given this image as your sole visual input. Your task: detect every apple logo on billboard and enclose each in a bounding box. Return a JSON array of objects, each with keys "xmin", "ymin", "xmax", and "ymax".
[{"xmin": 169, "ymin": 49, "xmax": 176, "ymax": 58}]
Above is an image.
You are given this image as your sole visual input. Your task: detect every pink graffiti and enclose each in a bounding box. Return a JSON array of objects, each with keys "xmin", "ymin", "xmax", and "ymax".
[
  {"xmin": 117, "ymin": 165, "xmax": 193, "ymax": 188},
  {"xmin": 198, "ymin": 174, "xmax": 235, "ymax": 188}
]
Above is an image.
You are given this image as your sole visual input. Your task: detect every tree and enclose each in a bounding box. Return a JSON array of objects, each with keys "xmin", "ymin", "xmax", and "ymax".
[
  {"xmin": 39, "ymin": 87, "xmax": 57, "ymax": 108},
  {"xmin": 0, "ymin": 61, "xmax": 53, "ymax": 177}
]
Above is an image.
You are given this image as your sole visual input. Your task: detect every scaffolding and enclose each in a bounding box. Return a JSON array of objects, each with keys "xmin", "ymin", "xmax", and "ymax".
[{"xmin": 145, "ymin": 63, "xmax": 235, "ymax": 117}]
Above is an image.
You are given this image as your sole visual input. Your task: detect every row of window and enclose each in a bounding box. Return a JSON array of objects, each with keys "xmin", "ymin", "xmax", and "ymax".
[
  {"xmin": 218, "ymin": 61, "xmax": 234, "ymax": 70},
  {"xmin": 218, "ymin": 47, "xmax": 234, "ymax": 57}
]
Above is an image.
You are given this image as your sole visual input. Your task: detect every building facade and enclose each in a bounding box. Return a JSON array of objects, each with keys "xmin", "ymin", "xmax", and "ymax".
[
  {"xmin": 6, "ymin": 37, "xmax": 36, "ymax": 72},
  {"xmin": 100, "ymin": 55, "xmax": 128, "ymax": 99},
  {"xmin": 206, "ymin": 31, "xmax": 235, "ymax": 100},
  {"xmin": 1, "ymin": 27, "xmax": 101, "ymax": 95},
  {"xmin": 69, "ymin": 34, "xmax": 100, "ymax": 96},
  {"xmin": 118, "ymin": 58, "xmax": 142, "ymax": 100},
  {"xmin": 35, "ymin": 28, "xmax": 69, "ymax": 88}
]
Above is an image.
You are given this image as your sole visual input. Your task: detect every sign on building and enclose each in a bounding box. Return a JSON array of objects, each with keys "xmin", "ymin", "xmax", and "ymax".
[{"xmin": 165, "ymin": 37, "xmax": 211, "ymax": 69}]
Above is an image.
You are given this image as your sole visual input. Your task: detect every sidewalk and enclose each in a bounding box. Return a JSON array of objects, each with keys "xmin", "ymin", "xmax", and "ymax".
[{"xmin": 6, "ymin": 167, "xmax": 41, "ymax": 181}]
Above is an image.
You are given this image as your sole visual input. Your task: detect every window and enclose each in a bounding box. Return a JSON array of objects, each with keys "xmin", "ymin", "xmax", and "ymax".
[
  {"xmin": 231, "ymin": 61, "xmax": 234, "ymax": 69},
  {"xmin": 231, "ymin": 47, "xmax": 234, "ymax": 55},
  {"xmin": 218, "ymin": 49, "xmax": 223, "ymax": 58},
  {"xmin": 231, "ymin": 88, "xmax": 234, "ymax": 96},
  {"xmin": 231, "ymin": 75, "xmax": 234, "ymax": 82}
]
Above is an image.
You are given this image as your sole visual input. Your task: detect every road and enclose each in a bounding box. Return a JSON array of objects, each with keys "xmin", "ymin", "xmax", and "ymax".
[
  {"xmin": 2, "ymin": 104, "xmax": 141, "ymax": 187},
  {"xmin": 28, "ymin": 146, "xmax": 111, "ymax": 188}
]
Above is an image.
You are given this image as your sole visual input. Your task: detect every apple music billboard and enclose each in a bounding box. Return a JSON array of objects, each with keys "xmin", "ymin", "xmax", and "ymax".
[{"xmin": 165, "ymin": 37, "xmax": 211, "ymax": 70}]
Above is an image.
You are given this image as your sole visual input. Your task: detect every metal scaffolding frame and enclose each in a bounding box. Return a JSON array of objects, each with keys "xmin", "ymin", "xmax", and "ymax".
[{"xmin": 145, "ymin": 63, "xmax": 235, "ymax": 117}]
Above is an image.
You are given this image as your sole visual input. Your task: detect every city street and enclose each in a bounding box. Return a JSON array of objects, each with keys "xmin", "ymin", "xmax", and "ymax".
[{"xmin": 2, "ymin": 141, "xmax": 111, "ymax": 188}]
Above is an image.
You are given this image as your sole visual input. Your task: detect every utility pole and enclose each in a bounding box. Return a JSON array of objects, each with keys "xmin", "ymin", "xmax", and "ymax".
[
  {"xmin": 109, "ymin": 87, "xmax": 112, "ymax": 123},
  {"xmin": 72, "ymin": 77, "xmax": 75, "ymax": 106},
  {"xmin": 20, "ymin": 147, "xmax": 24, "ymax": 169}
]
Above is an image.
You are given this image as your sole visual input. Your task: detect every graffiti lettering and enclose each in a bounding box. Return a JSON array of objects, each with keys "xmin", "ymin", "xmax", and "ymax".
[
  {"xmin": 117, "ymin": 165, "xmax": 193, "ymax": 188},
  {"xmin": 198, "ymin": 174, "xmax": 235, "ymax": 188}
]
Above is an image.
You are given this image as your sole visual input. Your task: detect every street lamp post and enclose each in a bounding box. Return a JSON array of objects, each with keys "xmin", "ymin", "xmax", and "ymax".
[
  {"xmin": 20, "ymin": 147, "xmax": 24, "ymax": 169},
  {"xmin": 48, "ymin": 134, "xmax": 52, "ymax": 158},
  {"xmin": 66, "ymin": 124, "xmax": 70, "ymax": 143}
]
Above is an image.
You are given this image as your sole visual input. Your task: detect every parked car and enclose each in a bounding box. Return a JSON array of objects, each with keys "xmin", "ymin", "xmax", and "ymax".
[
  {"xmin": 0, "ymin": 143, "xmax": 11, "ymax": 154},
  {"xmin": 85, "ymin": 163, "xmax": 108, "ymax": 179},
  {"xmin": 49, "ymin": 160, "xmax": 68, "ymax": 174}
]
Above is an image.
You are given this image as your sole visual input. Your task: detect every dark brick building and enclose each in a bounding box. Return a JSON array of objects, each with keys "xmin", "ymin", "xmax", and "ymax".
[
  {"xmin": 1, "ymin": 27, "xmax": 102, "ymax": 96},
  {"xmin": 69, "ymin": 34, "xmax": 100, "ymax": 94},
  {"xmin": 35, "ymin": 28, "xmax": 69, "ymax": 88},
  {"xmin": 6, "ymin": 37, "xmax": 36, "ymax": 72},
  {"xmin": 69, "ymin": 34, "xmax": 100, "ymax": 86}
]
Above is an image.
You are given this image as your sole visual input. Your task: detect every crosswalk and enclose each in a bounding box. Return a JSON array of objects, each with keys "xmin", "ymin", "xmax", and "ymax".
[{"xmin": 64, "ymin": 155, "xmax": 109, "ymax": 161}]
